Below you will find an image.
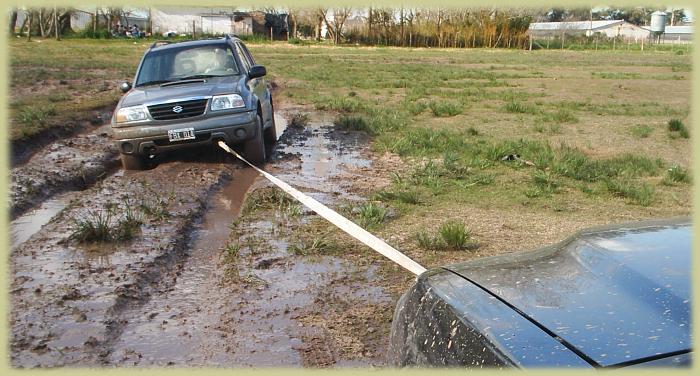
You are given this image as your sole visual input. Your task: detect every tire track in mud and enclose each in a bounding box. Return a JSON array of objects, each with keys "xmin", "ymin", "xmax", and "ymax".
[
  {"xmin": 10, "ymin": 123, "xmax": 120, "ymax": 219},
  {"xmin": 10, "ymin": 160, "xmax": 236, "ymax": 367}
]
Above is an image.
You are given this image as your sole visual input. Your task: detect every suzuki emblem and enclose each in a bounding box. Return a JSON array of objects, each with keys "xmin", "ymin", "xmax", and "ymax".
[{"xmin": 172, "ymin": 105, "xmax": 183, "ymax": 113}]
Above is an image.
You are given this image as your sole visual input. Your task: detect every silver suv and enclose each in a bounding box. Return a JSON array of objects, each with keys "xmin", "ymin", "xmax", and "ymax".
[{"xmin": 111, "ymin": 35, "xmax": 276, "ymax": 169}]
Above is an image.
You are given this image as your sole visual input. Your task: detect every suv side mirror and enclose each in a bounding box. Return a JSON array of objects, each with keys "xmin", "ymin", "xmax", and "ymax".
[
  {"xmin": 120, "ymin": 81, "xmax": 132, "ymax": 93},
  {"xmin": 248, "ymin": 65, "xmax": 267, "ymax": 79}
]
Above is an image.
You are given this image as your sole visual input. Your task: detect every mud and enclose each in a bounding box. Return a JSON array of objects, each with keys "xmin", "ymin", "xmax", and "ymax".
[
  {"xmin": 11, "ymin": 108, "xmax": 115, "ymax": 167},
  {"xmin": 10, "ymin": 109, "xmax": 397, "ymax": 368},
  {"xmin": 9, "ymin": 123, "xmax": 120, "ymax": 219},
  {"xmin": 10, "ymin": 161, "xmax": 233, "ymax": 367}
]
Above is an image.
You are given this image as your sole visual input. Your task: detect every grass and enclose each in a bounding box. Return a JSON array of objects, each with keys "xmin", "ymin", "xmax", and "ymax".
[
  {"xmin": 663, "ymin": 164, "xmax": 691, "ymax": 185},
  {"xmin": 11, "ymin": 40, "xmax": 691, "ymax": 255},
  {"xmin": 356, "ymin": 202, "xmax": 388, "ymax": 229},
  {"xmin": 504, "ymin": 100, "xmax": 540, "ymax": 114},
  {"xmin": 289, "ymin": 113, "xmax": 310, "ymax": 128},
  {"xmin": 335, "ymin": 114, "xmax": 372, "ymax": 133},
  {"xmin": 605, "ymin": 179, "xmax": 655, "ymax": 206},
  {"xmin": 10, "ymin": 39, "xmax": 140, "ymax": 142},
  {"xmin": 630, "ymin": 124, "xmax": 654, "ymax": 138},
  {"xmin": 289, "ymin": 236, "xmax": 340, "ymax": 256},
  {"xmin": 416, "ymin": 220, "xmax": 474, "ymax": 251},
  {"xmin": 242, "ymin": 187, "xmax": 297, "ymax": 216},
  {"xmin": 668, "ymin": 119, "xmax": 690, "ymax": 138},
  {"xmin": 429, "ymin": 101, "xmax": 463, "ymax": 117},
  {"xmin": 70, "ymin": 198, "xmax": 144, "ymax": 243}
]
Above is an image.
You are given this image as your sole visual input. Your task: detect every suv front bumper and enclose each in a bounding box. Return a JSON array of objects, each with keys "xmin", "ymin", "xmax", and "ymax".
[{"xmin": 111, "ymin": 110, "xmax": 258, "ymax": 156}]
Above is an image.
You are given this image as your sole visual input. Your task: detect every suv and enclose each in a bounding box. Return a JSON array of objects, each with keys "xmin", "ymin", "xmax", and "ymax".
[{"xmin": 111, "ymin": 35, "xmax": 276, "ymax": 169}]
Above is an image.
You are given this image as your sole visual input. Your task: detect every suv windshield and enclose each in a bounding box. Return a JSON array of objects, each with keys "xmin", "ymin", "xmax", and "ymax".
[{"xmin": 135, "ymin": 44, "xmax": 240, "ymax": 87}]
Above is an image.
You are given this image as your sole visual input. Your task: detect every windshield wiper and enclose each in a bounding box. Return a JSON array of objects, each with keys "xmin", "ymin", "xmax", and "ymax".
[
  {"xmin": 136, "ymin": 79, "xmax": 172, "ymax": 87},
  {"xmin": 177, "ymin": 74, "xmax": 219, "ymax": 80}
]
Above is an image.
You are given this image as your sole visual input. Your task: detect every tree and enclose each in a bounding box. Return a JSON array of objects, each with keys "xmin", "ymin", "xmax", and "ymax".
[
  {"xmin": 546, "ymin": 8, "xmax": 567, "ymax": 22},
  {"xmin": 9, "ymin": 8, "xmax": 18, "ymax": 35}
]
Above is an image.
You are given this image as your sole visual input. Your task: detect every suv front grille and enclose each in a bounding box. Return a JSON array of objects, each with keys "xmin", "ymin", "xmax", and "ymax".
[{"xmin": 147, "ymin": 99, "xmax": 208, "ymax": 120}]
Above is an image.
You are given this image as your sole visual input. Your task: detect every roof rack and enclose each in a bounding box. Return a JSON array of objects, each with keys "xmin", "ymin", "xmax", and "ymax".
[{"xmin": 150, "ymin": 40, "xmax": 173, "ymax": 49}]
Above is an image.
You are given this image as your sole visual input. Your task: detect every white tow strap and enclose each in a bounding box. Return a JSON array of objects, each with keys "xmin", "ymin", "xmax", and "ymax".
[{"xmin": 218, "ymin": 141, "xmax": 427, "ymax": 276}]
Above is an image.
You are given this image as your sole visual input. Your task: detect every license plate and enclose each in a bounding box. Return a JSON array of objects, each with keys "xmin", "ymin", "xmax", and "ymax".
[{"xmin": 168, "ymin": 128, "xmax": 196, "ymax": 142}]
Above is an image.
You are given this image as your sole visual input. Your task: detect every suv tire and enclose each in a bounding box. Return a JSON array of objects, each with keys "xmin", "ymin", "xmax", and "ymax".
[
  {"xmin": 121, "ymin": 153, "xmax": 146, "ymax": 170},
  {"xmin": 264, "ymin": 105, "xmax": 277, "ymax": 145},
  {"xmin": 243, "ymin": 113, "xmax": 266, "ymax": 166}
]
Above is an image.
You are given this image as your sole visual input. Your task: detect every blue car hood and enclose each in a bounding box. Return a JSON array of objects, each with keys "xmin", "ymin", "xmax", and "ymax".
[{"xmin": 446, "ymin": 218, "xmax": 692, "ymax": 367}]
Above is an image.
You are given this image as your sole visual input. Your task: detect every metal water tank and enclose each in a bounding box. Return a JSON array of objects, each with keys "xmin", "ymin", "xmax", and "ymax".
[{"xmin": 650, "ymin": 11, "xmax": 666, "ymax": 33}]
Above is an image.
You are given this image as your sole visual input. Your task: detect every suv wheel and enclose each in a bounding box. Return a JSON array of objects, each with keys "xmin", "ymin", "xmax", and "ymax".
[
  {"xmin": 264, "ymin": 105, "xmax": 278, "ymax": 145},
  {"xmin": 121, "ymin": 153, "xmax": 146, "ymax": 170},
  {"xmin": 243, "ymin": 114, "xmax": 266, "ymax": 166}
]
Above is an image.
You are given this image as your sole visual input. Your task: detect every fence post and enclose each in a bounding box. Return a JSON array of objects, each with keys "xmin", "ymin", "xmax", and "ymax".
[
  {"xmin": 641, "ymin": 36, "xmax": 644, "ymax": 52},
  {"xmin": 529, "ymin": 34, "xmax": 532, "ymax": 51},
  {"xmin": 561, "ymin": 33, "xmax": 564, "ymax": 50},
  {"xmin": 192, "ymin": 20, "xmax": 195, "ymax": 38}
]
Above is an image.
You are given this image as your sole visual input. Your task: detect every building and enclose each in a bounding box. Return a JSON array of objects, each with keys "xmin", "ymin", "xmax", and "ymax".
[
  {"xmin": 151, "ymin": 7, "xmax": 286, "ymax": 38},
  {"xmin": 642, "ymin": 25, "xmax": 693, "ymax": 43},
  {"xmin": 529, "ymin": 20, "xmax": 650, "ymax": 42}
]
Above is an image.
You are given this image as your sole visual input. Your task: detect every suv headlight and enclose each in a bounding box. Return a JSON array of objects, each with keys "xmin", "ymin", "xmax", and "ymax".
[
  {"xmin": 211, "ymin": 94, "xmax": 245, "ymax": 111},
  {"xmin": 116, "ymin": 105, "xmax": 149, "ymax": 123}
]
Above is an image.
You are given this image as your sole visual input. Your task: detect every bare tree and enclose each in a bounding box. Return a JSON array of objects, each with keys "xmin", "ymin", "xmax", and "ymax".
[
  {"xmin": 331, "ymin": 7, "xmax": 352, "ymax": 44},
  {"xmin": 9, "ymin": 8, "xmax": 18, "ymax": 35},
  {"xmin": 26, "ymin": 10, "xmax": 33, "ymax": 41}
]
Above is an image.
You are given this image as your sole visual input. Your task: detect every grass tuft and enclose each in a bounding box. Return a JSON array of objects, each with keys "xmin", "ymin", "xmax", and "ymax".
[{"xmin": 605, "ymin": 179, "xmax": 655, "ymax": 206}]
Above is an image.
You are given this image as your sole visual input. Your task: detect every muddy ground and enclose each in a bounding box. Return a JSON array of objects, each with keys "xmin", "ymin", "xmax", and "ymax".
[{"xmin": 9, "ymin": 106, "xmax": 401, "ymax": 367}]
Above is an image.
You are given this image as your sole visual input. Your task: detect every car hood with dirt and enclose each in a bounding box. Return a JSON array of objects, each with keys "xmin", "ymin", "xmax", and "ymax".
[
  {"xmin": 119, "ymin": 75, "xmax": 251, "ymax": 109},
  {"xmin": 389, "ymin": 218, "xmax": 692, "ymax": 368}
]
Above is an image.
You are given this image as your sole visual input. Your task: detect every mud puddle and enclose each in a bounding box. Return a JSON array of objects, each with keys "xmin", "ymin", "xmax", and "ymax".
[
  {"xmin": 10, "ymin": 162, "xmax": 230, "ymax": 367},
  {"xmin": 108, "ymin": 168, "xmax": 260, "ymax": 366},
  {"xmin": 9, "ymin": 192, "xmax": 73, "ymax": 249},
  {"xmin": 270, "ymin": 112, "xmax": 371, "ymax": 204},
  {"xmin": 10, "ymin": 124, "xmax": 120, "ymax": 219},
  {"xmin": 105, "ymin": 114, "xmax": 288, "ymax": 366},
  {"xmin": 216, "ymin": 112, "xmax": 392, "ymax": 367}
]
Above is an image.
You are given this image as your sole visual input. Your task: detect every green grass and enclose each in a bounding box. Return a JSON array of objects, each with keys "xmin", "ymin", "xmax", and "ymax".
[
  {"xmin": 242, "ymin": 187, "xmax": 297, "ymax": 216},
  {"xmin": 605, "ymin": 179, "xmax": 655, "ymax": 206},
  {"xmin": 429, "ymin": 101, "xmax": 463, "ymax": 117},
  {"xmin": 70, "ymin": 198, "xmax": 144, "ymax": 243},
  {"xmin": 335, "ymin": 114, "xmax": 372, "ymax": 133},
  {"xmin": 504, "ymin": 100, "xmax": 540, "ymax": 114},
  {"xmin": 416, "ymin": 220, "xmax": 474, "ymax": 251},
  {"xmin": 630, "ymin": 124, "xmax": 654, "ymax": 138},
  {"xmin": 663, "ymin": 164, "xmax": 691, "ymax": 185},
  {"xmin": 289, "ymin": 236, "xmax": 340, "ymax": 256},
  {"xmin": 668, "ymin": 119, "xmax": 690, "ymax": 138},
  {"xmin": 356, "ymin": 202, "xmax": 388, "ymax": 229}
]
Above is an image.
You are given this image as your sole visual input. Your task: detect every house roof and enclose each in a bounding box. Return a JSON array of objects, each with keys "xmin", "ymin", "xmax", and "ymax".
[{"xmin": 529, "ymin": 20, "xmax": 624, "ymax": 31}]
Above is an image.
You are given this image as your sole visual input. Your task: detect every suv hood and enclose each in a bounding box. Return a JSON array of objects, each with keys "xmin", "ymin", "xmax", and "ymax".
[
  {"xmin": 446, "ymin": 219, "xmax": 691, "ymax": 367},
  {"xmin": 121, "ymin": 75, "xmax": 244, "ymax": 107}
]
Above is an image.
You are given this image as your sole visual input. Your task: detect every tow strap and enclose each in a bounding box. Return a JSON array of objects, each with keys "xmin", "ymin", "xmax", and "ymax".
[{"xmin": 218, "ymin": 141, "xmax": 427, "ymax": 276}]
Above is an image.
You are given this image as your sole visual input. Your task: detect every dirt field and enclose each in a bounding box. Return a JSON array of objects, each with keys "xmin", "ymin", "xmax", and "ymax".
[{"xmin": 8, "ymin": 39, "xmax": 692, "ymax": 367}]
